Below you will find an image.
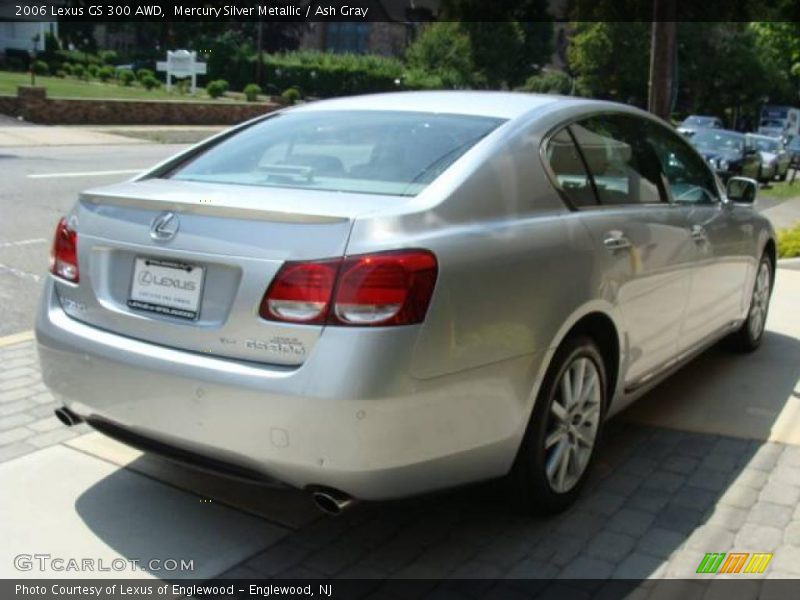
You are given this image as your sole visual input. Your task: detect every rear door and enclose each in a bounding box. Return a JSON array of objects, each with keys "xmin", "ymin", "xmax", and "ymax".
[{"xmin": 561, "ymin": 115, "xmax": 695, "ymax": 387}]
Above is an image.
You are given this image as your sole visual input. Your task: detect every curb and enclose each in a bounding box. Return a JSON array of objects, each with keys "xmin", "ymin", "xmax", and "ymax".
[
  {"xmin": 0, "ymin": 330, "xmax": 34, "ymax": 348},
  {"xmin": 777, "ymin": 257, "xmax": 800, "ymax": 271}
]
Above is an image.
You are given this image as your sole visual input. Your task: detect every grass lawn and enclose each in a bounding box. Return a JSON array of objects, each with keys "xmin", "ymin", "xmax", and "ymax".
[
  {"xmin": 759, "ymin": 174, "xmax": 800, "ymax": 201},
  {"xmin": 0, "ymin": 70, "xmax": 241, "ymax": 102}
]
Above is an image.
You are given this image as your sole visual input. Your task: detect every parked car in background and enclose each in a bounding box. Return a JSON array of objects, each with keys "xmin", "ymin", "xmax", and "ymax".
[
  {"xmin": 37, "ymin": 92, "xmax": 775, "ymax": 515},
  {"xmin": 746, "ymin": 133, "xmax": 791, "ymax": 182},
  {"xmin": 689, "ymin": 128, "xmax": 760, "ymax": 181},
  {"xmin": 787, "ymin": 135, "xmax": 800, "ymax": 167},
  {"xmin": 677, "ymin": 115, "xmax": 724, "ymax": 138},
  {"xmin": 758, "ymin": 105, "xmax": 800, "ymax": 139}
]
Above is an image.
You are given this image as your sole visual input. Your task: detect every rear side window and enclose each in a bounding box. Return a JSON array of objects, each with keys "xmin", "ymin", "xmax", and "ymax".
[
  {"xmin": 166, "ymin": 110, "xmax": 505, "ymax": 197},
  {"xmin": 545, "ymin": 129, "xmax": 597, "ymax": 207},
  {"xmin": 569, "ymin": 116, "xmax": 666, "ymax": 205}
]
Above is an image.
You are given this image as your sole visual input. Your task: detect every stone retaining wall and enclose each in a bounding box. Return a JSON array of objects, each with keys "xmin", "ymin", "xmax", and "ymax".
[{"xmin": 0, "ymin": 86, "xmax": 280, "ymax": 125}]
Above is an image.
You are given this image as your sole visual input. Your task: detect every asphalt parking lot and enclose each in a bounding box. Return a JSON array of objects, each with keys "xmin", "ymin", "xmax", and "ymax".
[{"xmin": 1, "ymin": 127, "xmax": 800, "ymax": 593}]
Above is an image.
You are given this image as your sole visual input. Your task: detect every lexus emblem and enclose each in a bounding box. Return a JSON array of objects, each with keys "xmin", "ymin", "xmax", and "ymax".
[{"xmin": 150, "ymin": 211, "xmax": 179, "ymax": 242}]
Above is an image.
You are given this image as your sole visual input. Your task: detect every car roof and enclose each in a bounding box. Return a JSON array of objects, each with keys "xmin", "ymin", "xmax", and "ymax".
[
  {"xmin": 288, "ymin": 91, "xmax": 579, "ymax": 120},
  {"xmin": 694, "ymin": 127, "xmax": 743, "ymax": 138}
]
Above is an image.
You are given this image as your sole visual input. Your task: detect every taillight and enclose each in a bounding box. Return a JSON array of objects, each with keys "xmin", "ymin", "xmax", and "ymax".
[
  {"xmin": 260, "ymin": 260, "xmax": 338, "ymax": 324},
  {"xmin": 50, "ymin": 217, "xmax": 79, "ymax": 283},
  {"xmin": 332, "ymin": 251, "xmax": 438, "ymax": 325},
  {"xmin": 260, "ymin": 250, "xmax": 438, "ymax": 327}
]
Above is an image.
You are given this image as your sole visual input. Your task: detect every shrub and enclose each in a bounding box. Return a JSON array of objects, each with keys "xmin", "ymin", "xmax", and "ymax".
[
  {"xmin": 405, "ymin": 22, "xmax": 473, "ymax": 89},
  {"xmin": 516, "ymin": 71, "xmax": 573, "ymax": 95},
  {"xmin": 61, "ymin": 63, "xmax": 74, "ymax": 76},
  {"xmin": 98, "ymin": 50, "xmax": 118, "ymax": 66},
  {"xmin": 281, "ymin": 87, "xmax": 301, "ymax": 105},
  {"xmin": 141, "ymin": 75, "xmax": 160, "ymax": 90},
  {"xmin": 87, "ymin": 64, "xmax": 99, "ymax": 79},
  {"xmin": 206, "ymin": 79, "xmax": 229, "ymax": 99},
  {"xmin": 71, "ymin": 64, "xmax": 86, "ymax": 79},
  {"xmin": 97, "ymin": 66, "xmax": 115, "ymax": 82},
  {"xmin": 55, "ymin": 69, "xmax": 66, "ymax": 78},
  {"xmin": 243, "ymin": 83, "xmax": 261, "ymax": 102},
  {"xmin": 136, "ymin": 68, "xmax": 154, "ymax": 82},
  {"xmin": 32, "ymin": 60, "xmax": 49, "ymax": 76},
  {"xmin": 117, "ymin": 69, "xmax": 135, "ymax": 86},
  {"xmin": 777, "ymin": 223, "xmax": 800, "ymax": 258}
]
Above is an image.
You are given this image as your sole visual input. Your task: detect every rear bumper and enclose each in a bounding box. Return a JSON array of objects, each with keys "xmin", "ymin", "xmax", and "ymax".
[{"xmin": 35, "ymin": 278, "xmax": 534, "ymax": 500}]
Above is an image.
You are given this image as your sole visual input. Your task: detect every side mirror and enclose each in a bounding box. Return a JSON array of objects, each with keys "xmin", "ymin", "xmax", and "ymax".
[{"xmin": 726, "ymin": 177, "xmax": 758, "ymax": 204}]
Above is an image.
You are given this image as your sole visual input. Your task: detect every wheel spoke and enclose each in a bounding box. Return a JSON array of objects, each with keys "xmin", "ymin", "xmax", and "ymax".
[
  {"xmin": 572, "ymin": 359, "xmax": 586, "ymax": 407},
  {"xmin": 579, "ymin": 367, "xmax": 598, "ymax": 406},
  {"xmin": 545, "ymin": 429, "xmax": 565, "ymax": 449},
  {"xmin": 560, "ymin": 371, "xmax": 573, "ymax": 409},
  {"xmin": 546, "ymin": 438, "xmax": 567, "ymax": 478},
  {"xmin": 556, "ymin": 442, "xmax": 571, "ymax": 489},
  {"xmin": 573, "ymin": 427, "xmax": 593, "ymax": 448},
  {"xmin": 551, "ymin": 400, "xmax": 568, "ymax": 423}
]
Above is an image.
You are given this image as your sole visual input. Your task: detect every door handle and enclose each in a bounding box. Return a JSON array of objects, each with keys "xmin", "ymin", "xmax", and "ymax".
[
  {"xmin": 603, "ymin": 232, "xmax": 632, "ymax": 252},
  {"xmin": 690, "ymin": 225, "xmax": 708, "ymax": 243}
]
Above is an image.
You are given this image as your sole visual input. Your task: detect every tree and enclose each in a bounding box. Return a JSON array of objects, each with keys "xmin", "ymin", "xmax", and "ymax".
[
  {"xmin": 439, "ymin": 0, "xmax": 554, "ymax": 88},
  {"xmin": 405, "ymin": 22, "xmax": 474, "ymax": 89},
  {"xmin": 567, "ymin": 22, "xmax": 650, "ymax": 105}
]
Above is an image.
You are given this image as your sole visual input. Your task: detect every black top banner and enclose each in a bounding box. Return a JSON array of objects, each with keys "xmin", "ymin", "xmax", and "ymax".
[{"xmin": 1, "ymin": 0, "xmax": 799, "ymax": 23}]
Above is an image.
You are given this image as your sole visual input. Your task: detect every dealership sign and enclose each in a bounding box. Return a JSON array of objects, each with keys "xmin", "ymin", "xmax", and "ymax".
[{"xmin": 156, "ymin": 50, "xmax": 207, "ymax": 93}]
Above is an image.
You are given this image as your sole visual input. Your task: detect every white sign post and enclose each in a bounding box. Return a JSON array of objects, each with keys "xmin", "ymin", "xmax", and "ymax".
[{"xmin": 156, "ymin": 50, "xmax": 207, "ymax": 94}]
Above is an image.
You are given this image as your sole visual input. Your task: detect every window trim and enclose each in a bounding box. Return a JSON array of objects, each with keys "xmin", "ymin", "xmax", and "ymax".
[{"xmin": 539, "ymin": 109, "xmax": 721, "ymax": 211}]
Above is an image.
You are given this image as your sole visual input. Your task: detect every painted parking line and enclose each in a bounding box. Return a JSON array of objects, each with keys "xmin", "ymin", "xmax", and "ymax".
[
  {"xmin": 0, "ymin": 330, "xmax": 33, "ymax": 347},
  {"xmin": 27, "ymin": 169, "xmax": 144, "ymax": 179},
  {"xmin": 0, "ymin": 262, "xmax": 41, "ymax": 282},
  {"xmin": 0, "ymin": 238, "xmax": 46, "ymax": 249}
]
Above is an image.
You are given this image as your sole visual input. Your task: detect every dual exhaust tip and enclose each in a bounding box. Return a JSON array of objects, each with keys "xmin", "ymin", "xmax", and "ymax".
[
  {"xmin": 54, "ymin": 406, "xmax": 354, "ymax": 516},
  {"xmin": 54, "ymin": 406, "xmax": 82, "ymax": 427}
]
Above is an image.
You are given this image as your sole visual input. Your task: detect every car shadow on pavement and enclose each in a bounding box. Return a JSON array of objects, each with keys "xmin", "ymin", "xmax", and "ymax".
[{"xmin": 72, "ymin": 333, "xmax": 800, "ymax": 589}]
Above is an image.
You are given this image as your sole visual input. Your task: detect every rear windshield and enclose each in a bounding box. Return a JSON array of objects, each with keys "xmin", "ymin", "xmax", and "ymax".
[{"xmin": 167, "ymin": 110, "xmax": 505, "ymax": 197}]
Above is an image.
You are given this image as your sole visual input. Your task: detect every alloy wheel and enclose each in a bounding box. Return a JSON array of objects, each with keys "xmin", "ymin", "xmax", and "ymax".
[
  {"xmin": 748, "ymin": 261, "xmax": 771, "ymax": 340},
  {"xmin": 544, "ymin": 356, "xmax": 602, "ymax": 493}
]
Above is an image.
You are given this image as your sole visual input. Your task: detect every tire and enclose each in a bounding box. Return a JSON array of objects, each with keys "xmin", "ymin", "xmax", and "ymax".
[
  {"xmin": 509, "ymin": 335, "xmax": 608, "ymax": 514},
  {"xmin": 730, "ymin": 253, "xmax": 773, "ymax": 352}
]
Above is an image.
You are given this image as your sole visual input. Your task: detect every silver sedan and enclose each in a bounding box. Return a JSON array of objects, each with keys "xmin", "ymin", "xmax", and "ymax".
[{"xmin": 37, "ymin": 92, "xmax": 775, "ymax": 515}]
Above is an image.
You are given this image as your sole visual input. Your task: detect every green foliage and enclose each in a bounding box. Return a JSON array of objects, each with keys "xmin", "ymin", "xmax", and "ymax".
[
  {"xmin": 60, "ymin": 63, "xmax": 74, "ymax": 76},
  {"xmin": 87, "ymin": 64, "xmax": 99, "ymax": 79},
  {"xmin": 43, "ymin": 32, "xmax": 61, "ymax": 55},
  {"xmin": 136, "ymin": 68, "xmax": 154, "ymax": 82},
  {"xmin": 517, "ymin": 71, "xmax": 573, "ymax": 95},
  {"xmin": 141, "ymin": 75, "xmax": 160, "ymax": 90},
  {"xmin": 98, "ymin": 50, "xmax": 118, "ymax": 66},
  {"xmin": 264, "ymin": 51, "xmax": 403, "ymax": 97},
  {"xmin": 206, "ymin": 79, "xmax": 230, "ymax": 99},
  {"xmin": 117, "ymin": 69, "xmax": 135, "ymax": 86},
  {"xmin": 777, "ymin": 223, "xmax": 800, "ymax": 258},
  {"xmin": 438, "ymin": 1, "xmax": 554, "ymax": 88},
  {"xmin": 281, "ymin": 86, "xmax": 301, "ymax": 105},
  {"xmin": 567, "ymin": 22, "xmax": 650, "ymax": 105},
  {"xmin": 405, "ymin": 22, "xmax": 474, "ymax": 89},
  {"xmin": 32, "ymin": 60, "xmax": 49, "ymax": 76},
  {"xmin": 243, "ymin": 83, "xmax": 262, "ymax": 102},
  {"xmin": 54, "ymin": 69, "xmax": 66, "ymax": 79},
  {"xmin": 97, "ymin": 66, "xmax": 115, "ymax": 82},
  {"xmin": 71, "ymin": 63, "xmax": 87, "ymax": 80}
]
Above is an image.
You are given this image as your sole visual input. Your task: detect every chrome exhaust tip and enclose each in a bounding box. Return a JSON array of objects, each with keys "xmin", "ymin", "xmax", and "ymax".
[
  {"xmin": 54, "ymin": 407, "xmax": 82, "ymax": 427},
  {"xmin": 310, "ymin": 488, "xmax": 355, "ymax": 516}
]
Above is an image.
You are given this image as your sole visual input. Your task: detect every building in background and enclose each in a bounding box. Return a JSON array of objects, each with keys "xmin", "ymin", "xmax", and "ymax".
[{"xmin": 0, "ymin": 1, "xmax": 58, "ymax": 57}]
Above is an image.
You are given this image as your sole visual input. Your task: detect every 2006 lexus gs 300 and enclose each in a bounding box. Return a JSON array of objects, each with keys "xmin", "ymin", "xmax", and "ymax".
[{"xmin": 37, "ymin": 92, "xmax": 775, "ymax": 514}]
